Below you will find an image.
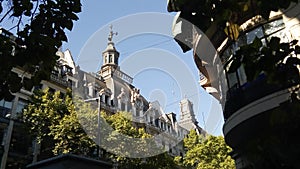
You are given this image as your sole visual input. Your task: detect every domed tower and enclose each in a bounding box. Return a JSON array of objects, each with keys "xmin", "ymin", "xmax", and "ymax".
[
  {"xmin": 99, "ymin": 25, "xmax": 120, "ymax": 79},
  {"xmin": 98, "ymin": 25, "xmax": 134, "ymax": 113}
]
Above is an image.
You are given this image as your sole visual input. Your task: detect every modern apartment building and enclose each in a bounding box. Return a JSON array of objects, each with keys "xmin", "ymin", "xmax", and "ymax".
[{"xmin": 167, "ymin": 0, "xmax": 300, "ymax": 168}]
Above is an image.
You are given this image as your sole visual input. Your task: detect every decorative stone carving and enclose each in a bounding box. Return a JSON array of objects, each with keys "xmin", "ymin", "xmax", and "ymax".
[
  {"xmin": 117, "ymin": 88, "xmax": 128, "ymax": 111},
  {"xmin": 130, "ymin": 88, "xmax": 140, "ymax": 103},
  {"xmin": 117, "ymin": 88, "xmax": 127, "ymax": 101}
]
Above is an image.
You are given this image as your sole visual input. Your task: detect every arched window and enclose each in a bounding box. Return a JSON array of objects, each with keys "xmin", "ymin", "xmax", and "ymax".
[
  {"xmin": 105, "ymin": 55, "xmax": 108, "ymax": 64},
  {"xmin": 109, "ymin": 54, "xmax": 113, "ymax": 63}
]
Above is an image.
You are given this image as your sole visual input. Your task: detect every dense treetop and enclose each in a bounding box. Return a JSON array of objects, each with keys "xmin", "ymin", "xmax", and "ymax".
[{"xmin": 0, "ymin": 0, "xmax": 81, "ymax": 100}]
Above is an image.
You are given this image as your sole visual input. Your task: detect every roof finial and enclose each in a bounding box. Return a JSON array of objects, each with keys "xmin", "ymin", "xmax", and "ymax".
[{"xmin": 108, "ymin": 24, "xmax": 118, "ymax": 42}]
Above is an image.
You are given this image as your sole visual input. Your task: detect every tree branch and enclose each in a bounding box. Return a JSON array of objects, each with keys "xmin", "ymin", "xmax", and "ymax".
[
  {"xmin": 31, "ymin": 0, "xmax": 39, "ymax": 22},
  {"xmin": 0, "ymin": 6, "xmax": 13, "ymax": 23},
  {"xmin": 8, "ymin": 15, "xmax": 22, "ymax": 32},
  {"xmin": 17, "ymin": 15, "xmax": 22, "ymax": 33}
]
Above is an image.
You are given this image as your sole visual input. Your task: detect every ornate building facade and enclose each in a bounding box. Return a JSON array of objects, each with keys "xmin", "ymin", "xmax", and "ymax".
[{"xmin": 74, "ymin": 27, "xmax": 206, "ymax": 156}]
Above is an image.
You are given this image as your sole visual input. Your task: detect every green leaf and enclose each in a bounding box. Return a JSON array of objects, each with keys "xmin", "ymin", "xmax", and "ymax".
[
  {"xmin": 12, "ymin": 8, "xmax": 23, "ymax": 17},
  {"xmin": 244, "ymin": 62, "xmax": 259, "ymax": 82},
  {"xmin": 55, "ymin": 31, "xmax": 68, "ymax": 42},
  {"xmin": 295, "ymin": 45, "xmax": 300, "ymax": 55},
  {"xmin": 24, "ymin": 10, "xmax": 31, "ymax": 16},
  {"xmin": 228, "ymin": 56, "xmax": 242, "ymax": 73},
  {"xmin": 252, "ymin": 37, "xmax": 263, "ymax": 49},
  {"xmin": 280, "ymin": 42, "xmax": 290, "ymax": 54},
  {"xmin": 261, "ymin": 9, "xmax": 271, "ymax": 20},
  {"xmin": 243, "ymin": 4, "xmax": 249, "ymax": 11},
  {"xmin": 290, "ymin": 40, "xmax": 298, "ymax": 46},
  {"xmin": 269, "ymin": 37, "xmax": 281, "ymax": 51},
  {"xmin": 71, "ymin": 0, "xmax": 82, "ymax": 13},
  {"xmin": 68, "ymin": 12, "xmax": 79, "ymax": 20},
  {"xmin": 286, "ymin": 57, "xmax": 300, "ymax": 67},
  {"xmin": 65, "ymin": 20, "xmax": 74, "ymax": 30}
]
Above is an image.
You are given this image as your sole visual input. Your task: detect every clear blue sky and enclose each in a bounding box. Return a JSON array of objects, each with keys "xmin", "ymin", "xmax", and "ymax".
[{"xmin": 63, "ymin": 0, "xmax": 224, "ymax": 136}]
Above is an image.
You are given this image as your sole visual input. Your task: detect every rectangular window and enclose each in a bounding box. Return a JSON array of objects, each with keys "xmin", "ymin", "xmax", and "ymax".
[
  {"xmin": 263, "ymin": 19, "xmax": 284, "ymax": 36},
  {"xmin": 0, "ymin": 100, "xmax": 12, "ymax": 109},
  {"xmin": 33, "ymin": 84, "xmax": 43, "ymax": 91},
  {"xmin": 105, "ymin": 95, "xmax": 109, "ymax": 105},
  {"xmin": 16, "ymin": 99, "xmax": 28, "ymax": 115},
  {"xmin": 237, "ymin": 34, "xmax": 247, "ymax": 47},
  {"xmin": 246, "ymin": 27, "xmax": 264, "ymax": 44},
  {"xmin": 121, "ymin": 102, "xmax": 125, "ymax": 111},
  {"xmin": 221, "ymin": 46, "xmax": 234, "ymax": 63},
  {"xmin": 136, "ymin": 109, "xmax": 140, "ymax": 117},
  {"xmin": 267, "ymin": 29, "xmax": 289, "ymax": 43},
  {"xmin": 111, "ymin": 100, "xmax": 114, "ymax": 106},
  {"xmin": 155, "ymin": 119, "xmax": 159, "ymax": 127},
  {"xmin": 0, "ymin": 100, "xmax": 12, "ymax": 118},
  {"xmin": 10, "ymin": 126, "xmax": 30, "ymax": 155},
  {"xmin": 68, "ymin": 79, "xmax": 74, "ymax": 87}
]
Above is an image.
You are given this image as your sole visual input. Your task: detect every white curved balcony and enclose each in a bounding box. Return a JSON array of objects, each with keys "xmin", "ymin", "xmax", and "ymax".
[{"xmin": 223, "ymin": 86, "xmax": 295, "ymax": 136}]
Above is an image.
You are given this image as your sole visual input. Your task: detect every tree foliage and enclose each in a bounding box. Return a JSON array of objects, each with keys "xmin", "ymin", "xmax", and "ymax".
[
  {"xmin": 23, "ymin": 89, "xmax": 178, "ymax": 168},
  {"xmin": 175, "ymin": 130, "xmax": 235, "ymax": 169},
  {"xmin": 0, "ymin": 0, "xmax": 81, "ymax": 101},
  {"xmin": 23, "ymin": 89, "xmax": 96, "ymax": 155},
  {"xmin": 229, "ymin": 37, "xmax": 300, "ymax": 84},
  {"xmin": 101, "ymin": 112, "xmax": 177, "ymax": 169}
]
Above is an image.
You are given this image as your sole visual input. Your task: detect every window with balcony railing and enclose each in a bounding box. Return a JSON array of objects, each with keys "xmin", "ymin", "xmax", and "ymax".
[
  {"xmin": 222, "ymin": 17, "xmax": 289, "ymax": 92},
  {"xmin": 221, "ymin": 17, "xmax": 300, "ymax": 118},
  {"xmin": 221, "ymin": 18, "xmax": 286, "ymax": 63}
]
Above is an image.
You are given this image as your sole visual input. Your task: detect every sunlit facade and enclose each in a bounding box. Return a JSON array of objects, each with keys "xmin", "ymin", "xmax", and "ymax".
[{"xmin": 77, "ymin": 28, "xmax": 206, "ymax": 157}]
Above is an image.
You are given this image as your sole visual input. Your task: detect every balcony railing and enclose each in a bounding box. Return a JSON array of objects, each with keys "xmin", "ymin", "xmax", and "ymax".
[
  {"xmin": 50, "ymin": 74, "xmax": 72, "ymax": 88},
  {"xmin": 114, "ymin": 70, "xmax": 133, "ymax": 84},
  {"xmin": 224, "ymin": 75, "xmax": 299, "ymax": 120}
]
